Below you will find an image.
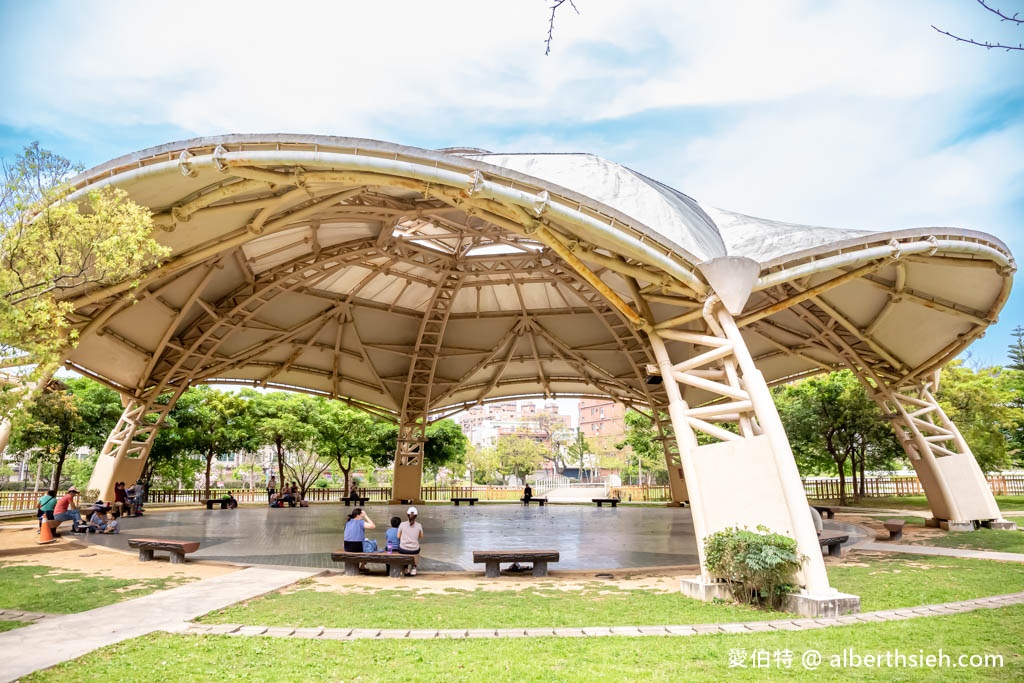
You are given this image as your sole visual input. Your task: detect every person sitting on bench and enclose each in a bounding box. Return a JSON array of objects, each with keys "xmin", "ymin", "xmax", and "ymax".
[
  {"xmin": 37, "ymin": 489, "xmax": 58, "ymax": 535},
  {"xmin": 523, "ymin": 484, "xmax": 533, "ymax": 503},
  {"xmin": 346, "ymin": 484, "xmax": 362, "ymax": 503},
  {"xmin": 53, "ymin": 486, "xmax": 84, "ymax": 532},
  {"xmin": 343, "ymin": 508, "xmax": 376, "ymax": 571}
]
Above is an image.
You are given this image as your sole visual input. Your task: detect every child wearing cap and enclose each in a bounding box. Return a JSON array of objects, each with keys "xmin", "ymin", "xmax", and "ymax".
[{"xmin": 397, "ymin": 507, "xmax": 424, "ymax": 576}]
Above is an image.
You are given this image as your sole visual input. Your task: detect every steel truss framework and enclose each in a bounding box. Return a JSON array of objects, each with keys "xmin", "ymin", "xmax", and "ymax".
[{"xmin": 32, "ymin": 135, "xmax": 1009, "ymax": 594}]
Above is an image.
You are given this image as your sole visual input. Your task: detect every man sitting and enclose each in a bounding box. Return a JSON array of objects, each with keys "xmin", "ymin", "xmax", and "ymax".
[{"xmin": 53, "ymin": 486, "xmax": 83, "ymax": 531}]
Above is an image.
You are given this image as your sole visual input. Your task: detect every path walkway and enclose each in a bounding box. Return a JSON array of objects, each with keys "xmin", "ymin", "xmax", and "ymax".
[
  {"xmin": 857, "ymin": 541, "xmax": 1024, "ymax": 563},
  {"xmin": 0, "ymin": 565, "xmax": 318, "ymax": 683}
]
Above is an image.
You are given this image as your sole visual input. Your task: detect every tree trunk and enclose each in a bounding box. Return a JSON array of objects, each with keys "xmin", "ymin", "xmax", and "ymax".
[
  {"xmin": 50, "ymin": 449, "xmax": 69, "ymax": 491},
  {"xmin": 204, "ymin": 451, "xmax": 213, "ymax": 500},
  {"xmin": 276, "ymin": 440, "xmax": 286, "ymax": 491},
  {"xmin": 859, "ymin": 456, "xmax": 866, "ymax": 497}
]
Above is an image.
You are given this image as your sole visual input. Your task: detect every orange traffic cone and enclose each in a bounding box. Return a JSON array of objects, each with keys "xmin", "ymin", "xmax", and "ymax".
[{"xmin": 37, "ymin": 519, "xmax": 56, "ymax": 545}]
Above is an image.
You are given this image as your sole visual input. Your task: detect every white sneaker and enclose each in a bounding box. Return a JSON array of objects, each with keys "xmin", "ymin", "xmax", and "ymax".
[{"xmin": 410, "ymin": 567, "xmax": 417, "ymax": 576}]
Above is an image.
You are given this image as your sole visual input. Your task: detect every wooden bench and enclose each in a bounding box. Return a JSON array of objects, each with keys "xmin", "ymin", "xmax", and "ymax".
[
  {"xmin": 205, "ymin": 499, "xmax": 229, "ymax": 510},
  {"xmin": 128, "ymin": 538, "xmax": 201, "ymax": 564},
  {"xmin": 812, "ymin": 505, "xmax": 836, "ymax": 519},
  {"xmin": 342, "ymin": 497, "xmax": 371, "ymax": 506},
  {"xmin": 451, "ymin": 497, "xmax": 479, "ymax": 506},
  {"xmin": 592, "ymin": 498, "xmax": 620, "ymax": 508},
  {"xmin": 520, "ymin": 497, "xmax": 547, "ymax": 506},
  {"xmin": 818, "ymin": 533, "xmax": 848, "ymax": 557},
  {"xmin": 883, "ymin": 519, "xmax": 905, "ymax": 541},
  {"xmin": 473, "ymin": 550, "xmax": 559, "ymax": 578},
  {"xmin": 331, "ymin": 551, "xmax": 416, "ymax": 578}
]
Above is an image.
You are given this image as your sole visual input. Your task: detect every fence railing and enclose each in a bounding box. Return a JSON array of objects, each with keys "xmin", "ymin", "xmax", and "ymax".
[
  {"xmin": 801, "ymin": 474, "xmax": 1024, "ymax": 500},
  {"xmin": 5, "ymin": 475, "xmax": 1021, "ymax": 512}
]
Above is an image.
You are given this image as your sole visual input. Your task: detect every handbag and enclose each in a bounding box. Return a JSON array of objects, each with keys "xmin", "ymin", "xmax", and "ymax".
[{"xmin": 362, "ymin": 539, "xmax": 378, "ymax": 552}]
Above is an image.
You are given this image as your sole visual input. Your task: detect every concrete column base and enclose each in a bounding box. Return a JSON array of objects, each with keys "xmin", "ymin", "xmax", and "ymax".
[
  {"xmin": 936, "ymin": 519, "xmax": 976, "ymax": 532},
  {"xmin": 680, "ymin": 578, "xmax": 861, "ymax": 617},
  {"xmin": 780, "ymin": 590, "xmax": 861, "ymax": 617},
  {"xmin": 983, "ymin": 519, "xmax": 1018, "ymax": 531},
  {"xmin": 679, "ymin": 577, "xmax": 732, "ymax": 602}
]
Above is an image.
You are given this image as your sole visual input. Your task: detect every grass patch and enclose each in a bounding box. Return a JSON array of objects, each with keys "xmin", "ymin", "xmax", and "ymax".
[
  {"xmin": 828, "ymin": 554, "xmax": 1024, "ymax": 612},
  {"xmin": 810, "ymin": 495, "xmax": 1024, "ymax": 512},
  {"xmin": 0, "ymin": 620, "xmax": 30, "ymax": 632},
  {"xmin": 909, "ymin": 529, "xmax": 1024, "ymax": 555},
  {"xmin": 25, "ymin": 605, "xmax": 1024, "ymax": 682},
  {"xmin": 200, "ymin": 584, "xmax": 782, "ymax": 628},
  {"xmin": 0, "ymin": 565, "xmax": 190, "ymax": 614}
]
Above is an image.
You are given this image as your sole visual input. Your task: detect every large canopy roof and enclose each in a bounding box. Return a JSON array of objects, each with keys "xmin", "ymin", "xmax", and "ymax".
[{"xmin": 60, "ymin": 135, "xmax": 1014, "ymax": 420}]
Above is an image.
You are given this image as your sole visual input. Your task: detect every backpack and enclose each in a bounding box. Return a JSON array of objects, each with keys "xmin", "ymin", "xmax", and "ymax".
[{"xmin": 362, "ymin": 539, "xmax": 378, "ymax": 552}]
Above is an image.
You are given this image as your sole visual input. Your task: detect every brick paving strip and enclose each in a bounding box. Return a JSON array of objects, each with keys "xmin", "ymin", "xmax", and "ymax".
[
  {"xmin": 0, "ymin": 609, "xmax": 58, "ymax": 623},
  {"xmin": 183, "ymin": 591, "xmax": 1024, "ymax": 641}
]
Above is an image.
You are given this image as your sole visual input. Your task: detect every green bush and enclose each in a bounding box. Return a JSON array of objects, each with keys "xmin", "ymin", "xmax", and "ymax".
[{"xmin": 704, "ymin": 525, "xmax": 802, "ymax": 609}]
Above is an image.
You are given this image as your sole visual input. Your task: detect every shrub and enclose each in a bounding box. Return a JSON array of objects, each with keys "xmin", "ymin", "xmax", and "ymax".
[{"xmin": 704, "ymin": 525, "xmax": 802, "ymax": 609}]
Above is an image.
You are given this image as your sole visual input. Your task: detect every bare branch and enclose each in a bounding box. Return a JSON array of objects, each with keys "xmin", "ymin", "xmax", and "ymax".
[
  {"xmin": 545, "ymin": 0, "xmax": 580, "ymax": 56},
  {"xmin": 977, "ymin": 0, "xmax": 1024, "ymax": 24},
  {"xmin": 931, "ymin": 24, "xmax": 1024, "ymax": 51}
]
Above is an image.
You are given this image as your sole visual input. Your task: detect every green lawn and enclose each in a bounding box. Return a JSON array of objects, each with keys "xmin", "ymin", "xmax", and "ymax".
[
  {"xmin": 200, "ymin": 582, "xmax": 784, "ymax": 628},
  {"xmin": 810, "ymin": 496, "xmax": 1024, "ymax": 513},
  {"xmin": 909, "ymin": 530, "xmax": 1024, "ymax": 555},
  {"xmin": 0, "ymin": 621, "xmax": 30, "ymax": 632},
  {"xmin": 25, "ymin": 605, "xmax": 1024, "ymax": 682},
  {"xmin": 0, "ymin": 565, "xmax": 191, "ymax": 614},
  {"xmin": 198, "ymin": 555, "xmax": 1024, "ymax": 630}
]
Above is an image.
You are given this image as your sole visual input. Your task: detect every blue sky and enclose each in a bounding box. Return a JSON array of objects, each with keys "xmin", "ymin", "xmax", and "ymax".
[{"xmin": 2, "ymin": 0, "xmax": 1023, "ymax": 366}]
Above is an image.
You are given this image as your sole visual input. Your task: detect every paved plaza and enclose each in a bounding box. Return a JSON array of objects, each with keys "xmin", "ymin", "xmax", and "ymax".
[{"xmin": 78, "ymin": 502, "xmax": 868, "ymax": 571}]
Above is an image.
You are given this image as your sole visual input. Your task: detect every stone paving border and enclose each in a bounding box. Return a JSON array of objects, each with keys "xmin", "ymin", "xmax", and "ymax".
[
  {"xmin": 858, "ymin": 541, "xmax": 1024, "ymax": 563},
  {"xmin": 0, "ymin": 609, "xmax": 56, "ymax": 623},
  {"xmin": 181, "ymin": 591, "xmax": 1024, "ymax": 641}
]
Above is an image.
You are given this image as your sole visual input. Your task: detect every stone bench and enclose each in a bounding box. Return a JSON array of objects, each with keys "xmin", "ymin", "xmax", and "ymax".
[
  {"xmin": 342, "ymin": 497, "xmax": 371, "ymax": 506},
  {"xmin": 592, "ymin": 498, "xmax": 620, "ymax": 508},
  {"xmin": 883, "ymin": 519, "xmax": 905, "ymax": 541},
  {"xmin": 128, "ymin": 538, "xmax": 201, "ymax": 564},
  {"xmin": 331, "ymin": 551, "xmax": 416, "ymax": 578},
  {"xmin": 520, "ymin": 497, "xmax": 547, "ymax": 506},
  {"xmin": 812, "ymin": 505, "xmax": 836, "ymax": 519},
  {"xmin": 818, "ymin": 533, "xmax": 848, "ymax": 557},
  {"xmin": 473, "ymin": 549, "xmax": 559, "ymax": 578},
  {"xmin": 205, "ymin": 499, "xmax": 229, "ymax": 510},
  {"xmin": 451, "ymin": 497, "xmax": 479, "ymax": 506}
]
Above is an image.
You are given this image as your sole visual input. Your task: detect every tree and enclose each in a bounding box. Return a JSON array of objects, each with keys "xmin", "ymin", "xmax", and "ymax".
[
  {"xmin": 312, "ymin": 399, "xmax": 379, "ymax": 494},
  {"xmin": 616, "ymin": 410, "xmax": 669, "ymax": 485},
  {"xmin": 566, "ymin": 429, "xmax": 592, "ymax": 481},
  {"xmin": 0, "ymin": 144, "xmax": 168, "ymax": 441},
  {"xmin": 173, "ymin": 386, "xmax": 257, "ymax": 500},
  {"xmin": 932, "ymin": 0, "xmax": 1023, "ymax": 52},
  {"xmin": 495, "ymin": 436, "xmax": 544, "ymax": 484},
  {"xmin": 1008, "ymin": 326, "xmax": 1024, "ymax": 370},
  {"xmin": 248, "ymin": 391, "xmax": 317, "ymax": 487},
  {"xmin": 775, "ymin": 371, "xmax": 902, "ymax": 504},
  {"xmin": 423, "ymin": 419, "xmax": 468, "ymax": 479},
  {"xmin": 464, "ymin": 444, "xmax": 500, "ymax": 484},
  {"xmin": 8, "ymin": 377, "xmax": 121, "ymax": 490},
  {"xmin": 934, "ymin": 362, "xmax": 1019, "ymax": 472}
]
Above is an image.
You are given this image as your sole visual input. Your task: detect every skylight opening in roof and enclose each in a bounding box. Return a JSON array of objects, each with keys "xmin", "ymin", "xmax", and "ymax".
[{"xmin": 466, "ymin": 243, "xmax": 543, "ymax": 257}]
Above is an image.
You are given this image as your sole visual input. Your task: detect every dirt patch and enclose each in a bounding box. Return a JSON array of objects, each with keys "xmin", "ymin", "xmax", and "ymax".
[
  {"xmin": 0, "ymin": 522, "xmax": 237, "ymax": 581},
  {"xmin": 840, "ymin": 513, "xmax": 946, "ymax": 544}
]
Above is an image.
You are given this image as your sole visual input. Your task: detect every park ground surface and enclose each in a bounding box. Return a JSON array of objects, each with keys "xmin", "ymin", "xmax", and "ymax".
[{"xmin": 1, "ymin": 503, "xmax": 1023, "ymax": 681}]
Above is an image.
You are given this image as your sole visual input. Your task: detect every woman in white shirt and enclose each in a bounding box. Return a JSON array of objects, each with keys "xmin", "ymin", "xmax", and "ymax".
[{"xmin": 397, "ymin": 506, "xmax": 424, "ymax": 576}]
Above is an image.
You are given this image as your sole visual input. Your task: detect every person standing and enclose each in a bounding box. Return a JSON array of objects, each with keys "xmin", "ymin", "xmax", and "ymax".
[
  {"xmin": 266, "ymin": 475, "xmax": 277, "ymax": 503},
  {"xmin": 397, "ymin": 506, "xmax": 424, "ymax": 576}
]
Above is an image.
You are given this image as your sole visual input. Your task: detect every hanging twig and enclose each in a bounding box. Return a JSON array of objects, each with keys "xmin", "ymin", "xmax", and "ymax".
[
  {"xmin": 932, "ymin": 0, "xmax": 1024, "ymax": 51},
  {"xmin": 545, "ymin": 0, "xmax": 580, "ymax": 56}
]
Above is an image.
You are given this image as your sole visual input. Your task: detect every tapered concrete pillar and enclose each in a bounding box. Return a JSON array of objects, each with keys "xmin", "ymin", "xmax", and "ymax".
[
  {"xmin": 391, "ymin": 422, "xmax": 425, "ymax": 503},
  {"xmin": 647, "ymin": 300, "xmax": 858, "ymax": 615},
  {"xmin": 871, "ymin": 381, "xmax": 1014, "ymax": 530},
  {"xmin": 86, "ymin": 395, "xmax": 169, "ymax": 500}
]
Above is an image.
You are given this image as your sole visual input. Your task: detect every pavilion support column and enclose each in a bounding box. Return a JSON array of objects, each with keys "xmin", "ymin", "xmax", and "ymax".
[
  {"xmin": 86, "ymin": 394, "xmax": 172, "ymax": 501},
  {"xmin": 867, "ymin": 379, "xmax": 1014, "ymax": 531},
  {"xmin": 0, "ymin": 369, "xmax": 55, "ymax": 454},
  {"xmin": 650, "ymin": 406, "xmax": 688, "ymax": 505},
  {"xmin": 391, "ymin": 421, "xmax": 426, "ymax": 503},
  {"xmin": 649, "ymin": 300, "xmax": 857, "ymax": 615}
]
